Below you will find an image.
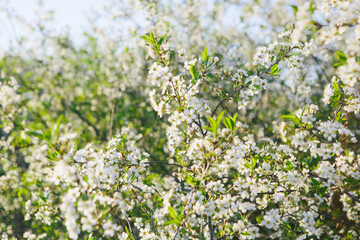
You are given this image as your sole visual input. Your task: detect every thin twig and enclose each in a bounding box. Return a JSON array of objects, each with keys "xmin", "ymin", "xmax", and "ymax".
[
  {"xmin": 344, "ymin": 191, "xmax": 360, "ymax": 204},
  {"xmin": 108, "ymin": 103, "xmax": 115, "ymax": 140},
  {"xmin": 146, "ymin": 161, "xmax": 184, "ymax": 168},
  {"xmin": 208, "ymin": 218, "xmax": 215, "ymax": 240},
  {"xmin": 123, "ymin": 213, "xmax": 137, "ymax": 240},
  {"xmin": 312, "ymin": 56, "xmax": 331, "ymax": 82},
  {"xmin": 186, "ymin": 70, "xmax": 207, "ymax": 93},
  {"xmin": 173, "ymin": 226, "xmax": 181, "ymax": 239},
  {"xmin": 332, "ymin": 101, "xmax": 345, "ymax": 123},
  {"xmin": 190, "ymin": 114, "xmax": 205, "ymax": 136}
]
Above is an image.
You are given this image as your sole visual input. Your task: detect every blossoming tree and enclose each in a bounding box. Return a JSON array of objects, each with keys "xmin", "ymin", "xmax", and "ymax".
[{"xmin": 0, "ymin": 0, "xmax": 359, "ymax": 239}]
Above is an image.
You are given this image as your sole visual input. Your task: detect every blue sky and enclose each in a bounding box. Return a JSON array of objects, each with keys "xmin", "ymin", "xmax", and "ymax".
[
  {"xmin": 0, "ymin": 0, "xmax": 104, "ymax": 48},
  {"xmin": 0, "ymin": 0, "xmax": 266, "ymax": 50}
]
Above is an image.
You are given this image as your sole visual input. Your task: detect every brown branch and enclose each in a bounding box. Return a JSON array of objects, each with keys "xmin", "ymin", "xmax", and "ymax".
[
  {"xmin": 308, "ymin": 173, "xmax": 360, "ymax": 204},
  {"xmin": 208, "ymin": 217, "xmax": 215, "ymax": 240},
  {"xmin": 146, "ymin": 161, "xmax": 184, "ymax": 168}
]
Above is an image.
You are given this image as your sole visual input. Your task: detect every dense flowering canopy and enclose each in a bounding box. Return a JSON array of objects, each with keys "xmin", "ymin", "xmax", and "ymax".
[{"xmin": 0, "ymin": 0, "xmax": 360, "ymax": 239}]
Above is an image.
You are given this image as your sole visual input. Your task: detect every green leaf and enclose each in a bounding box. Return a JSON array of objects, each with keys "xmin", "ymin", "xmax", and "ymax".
[
  {"xmin": 125, "ymin": 226, "xmax": 135, "ymax": 240},
  {"xmin": 206, "ymin": 116, "xmax": 216, "ymax": 129},
  {"xmin": 332, "ymin": 81, "xmax": 339, "ymax": 93},
  {"xmin": 168, "ymin": 206, "xmax": 178, "ymax": 220},
  {"xmin": 336, "ymin": 51, "xmax": 347, "ymax": 62},
  {"xmin": 150, "ymin": 32, "xmax": 155, "ymax": 43},
  {"xmin": 285, "ymin": 160, "xmax": 293, "ymax": 170},
  {"xmin": 291, "ymin": 5, "xmax": 298, "ymax": 15},
  {"xmin": 46, "ymin": 149, "xmax": 57, "ymax": 161},
  {"xmin": 256, "ymin": 216, "xmax": 263, "ymax": 224},
  {"xmin": 224, "ymin": 114, "xmax": 236, "ymax": 133},
  {"xmin": 39, "ymin": 194, "xmax": 47, "ymax": 202},
  {"xmin": 52, "ymin": 114, "xmax": 64, "ymax": 137},
  {"xmin": 120, "ymin": 133, "xmax": 128, "ymax": 148},
  {"xmin": 168, "ymin": 206, "xmax": 181, "ymax": 225},
  {"xmin": 230, "ymin": 119, "xmax": 235, "ymax": 131},
  {"xmin": 203, "ymin": 126, "xmax": 212, "ymax": 132},
  {"xmin": 343, "ymin": 177, "xmax": 358, "ymax": 185},
  {"xmin": 216, "ymin": 110, "xmax": 225, "ymax": 126},
  {"xmin": 270, "ymin": 63, "xmax": 281, "ymax": 76},
  {"xmin": 330, "ymin": 101, "xmax": 339, "ymax": 107},
  {"xmin": 306, "ymin": 157, "xmax": 312, "ymax": 166},
  {"xmin": 140, "ymin": 35, "xmax": 155, "ymax": 46},
  {"xmin": 270, "ymin": 63, "xmax": 278, "ymax": 73},
  {"xmin": 231, "ymin": 113, "xmax": 238, "ymax": 121},
  {"xmin": 311, "ymin": 178, "xmax": 320, "ymax": 186},
  {"xmin": 190, "ymin": 65, "xmax": 197, "ymax": 80},
  {"xmin": 80, "ymin": 192, "xmax": 87, "ymax": 201},
  {"xmin": 283, "ymin": 221, "xmax": 292, "ymax": 229},
  {"xmin": 202, "ymin": 47, "xmax": 208, "ymax": 62},
  {"xmin": 281, "ymin": 114, "xmax": 300, "ymax": 125},
  {"xmin": 36, "ymin": 180, "xmax": 43, "ymax": 188},
  {"xmin": 185, "ymin": 174, "xmax": 197, "ymax": 187},
  {"xmin": 200, "ymin": 188, "xmax": 206, "ymax": 197},
  {"xmin": 164, "ymin": 219, "xmax": 179, "ymax": 226},
  {"xmin": 224, "ymin": 117, "xmax": 231, "ymax": 130},
  {"xmin": 206, "ymin": 110, "xmax": 226, "ymax": 138},
  {"xmin": 83, "ymin": 175, "xmax": 88, "ymax": 183},
  {"xmin": 335, "ymin": 111, "xmax": 342, "ymax": 122},
  {"xmin": 250, "ymin": 156, "xmax": 257, "ymax": 170},
  {"xmin": 333, "ymin": 62, "xmax": 345, "ymax": 67},
  {"xmin": 309, "ymin": 1, "xmax": 315, "ymax": 13},
  {"xmin": 300, "ymin": 104, "xmax": 308, "ymax": 119},
  {"xmin": 157, "ymin": 34, "xmax": 167, "ymax": 47},
  {"xmin": 318, "ymin": 186, "xmax": 328, "ymax": 196},
  {"xmin": 26, "ymin": 131, "xmax": 43, "ymax": 139}
]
